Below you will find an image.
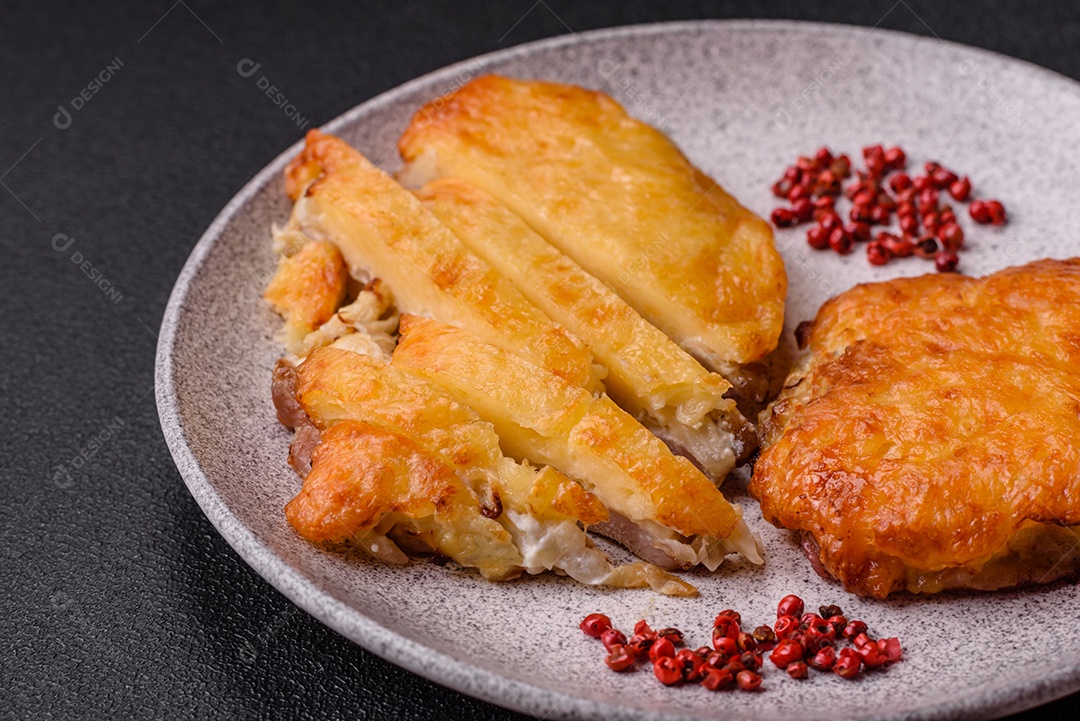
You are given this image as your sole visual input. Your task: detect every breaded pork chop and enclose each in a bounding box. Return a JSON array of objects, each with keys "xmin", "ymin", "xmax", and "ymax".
[{"xmin": 750, "ymin": 259, "xmax": 1080, "ymax": 598}]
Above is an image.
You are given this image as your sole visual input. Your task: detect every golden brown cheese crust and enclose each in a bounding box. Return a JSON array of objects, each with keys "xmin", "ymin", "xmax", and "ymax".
[
  {"xmin": 263, "ymin": 240, "xmax": 348, "ymax": 349},
  {"xmin": 398, "ymin": 75, "xmax": 787, "ymax": 384},
  {"xmin": 289, "ymin": 348, "xmax": 697, "ymax": 593},
  {"xmin": 296, "ymin": 346, "xmax": 609, "ymax": 527},
  {"xmin": 298, "ymin": 346, "xmax": 500, "ymax": 471},
  {"xmin": 415, "ymin": 177, "xmax": 751, "ymax": 452},
  {"xmin": 284, "ymin": 129, "xmax": 600, "ymax": 391},
  {"xmin": 525, "ymin": 466, "xmax": 608, "ymax": 526},
  {"xmin": 393, "ymin": 314, "xmax": 743, "ymax": 541},
  {"xmin": 285, "ymin": 420, "xmax": 524, "ymax": 580},
  {"xmin": 286, "ymin": 421, "xmax": 453, "ymax": 542},
  {"xmin": 415, "ymin": 177, "xmax": 757, "ymax": 478},
  {"xmin": 750, "ymin": 259, "xmax": 1080, "ymax": 598}
]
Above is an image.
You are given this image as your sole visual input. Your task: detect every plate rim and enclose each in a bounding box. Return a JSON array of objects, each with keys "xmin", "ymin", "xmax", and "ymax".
[{"xmin": 155, "ymin": 18, "xmax": 1080, "ymax": 721}]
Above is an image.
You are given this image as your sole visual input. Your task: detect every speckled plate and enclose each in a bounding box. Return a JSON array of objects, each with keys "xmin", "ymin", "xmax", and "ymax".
[{"xmin": 156, "ymin": 20, "xmax": 1080, "ymax": 721}]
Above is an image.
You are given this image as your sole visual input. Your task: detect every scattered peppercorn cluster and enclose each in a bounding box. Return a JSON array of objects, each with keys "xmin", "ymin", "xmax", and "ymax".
[
  {"xmin": 580, "ymin": 594, "xmax": 901, "ymax": 692},
  {"xmin": 769, "ymin": 145, "xmax": 1008, "ymax": 272}
]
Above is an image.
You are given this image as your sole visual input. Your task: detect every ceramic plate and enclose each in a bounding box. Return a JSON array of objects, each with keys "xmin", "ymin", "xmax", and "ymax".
[{"xmin": 156, "ymin": 20, "xmax": 1080, "ymax": 720}]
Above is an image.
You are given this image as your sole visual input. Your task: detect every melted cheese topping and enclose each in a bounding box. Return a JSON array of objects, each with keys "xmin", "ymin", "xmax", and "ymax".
[{"xmin": 752, "ymin": 259, "xmax": 1080, "ymax": 597}]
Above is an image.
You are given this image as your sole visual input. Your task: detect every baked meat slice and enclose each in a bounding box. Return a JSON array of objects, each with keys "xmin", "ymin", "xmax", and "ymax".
[
  {"xmin": 398, "ymin": 75, "xmax": 787, "ymax": 400},
  {"xmin": 415, "ymin": 177, "xmax": 756, "ymax": 480},
  {"xmin": 287, "ymin": 343, "xmax": 695, "ymax": 595},
  {"xmin": 393, "ymin": 314, "xmax": 763, "ymax": 572},
  {"xmin": 282, "ymin": 128, "xmax": 601, "ymax": 391}
]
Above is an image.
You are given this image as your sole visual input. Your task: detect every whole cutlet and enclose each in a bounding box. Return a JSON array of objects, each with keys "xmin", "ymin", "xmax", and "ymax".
[{"xmin": 751, "ymin": 259, "xmax": 1080, "ymax": 598}]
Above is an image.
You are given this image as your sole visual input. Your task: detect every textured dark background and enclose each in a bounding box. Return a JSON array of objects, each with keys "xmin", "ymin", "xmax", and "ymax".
[{"xmin": 3, "ymin": 1, "xmax": 1079, "ymax": 719}]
